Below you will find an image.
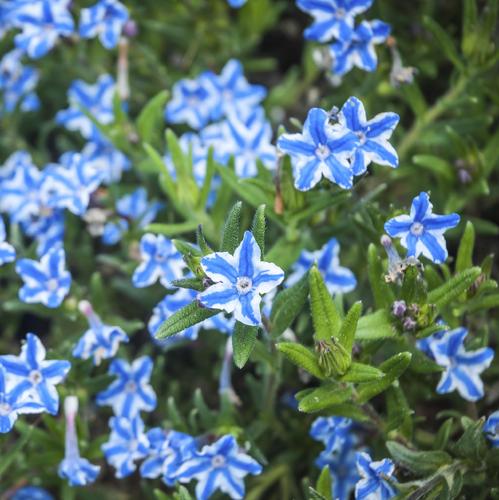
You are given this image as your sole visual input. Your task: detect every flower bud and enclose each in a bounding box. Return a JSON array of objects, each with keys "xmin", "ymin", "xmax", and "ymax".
[
  {"xmin": 316, "ymin": 337, "xmax": 351, "ymax": 377},
  {"xmin": 391, "ymin": 300, "xmax": 407, "ymax": 318}
]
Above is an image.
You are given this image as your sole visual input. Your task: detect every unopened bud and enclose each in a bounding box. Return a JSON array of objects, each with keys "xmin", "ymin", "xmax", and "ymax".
[
  {"xmin": 392, "ymin": 300, "xmax": 407, "ymax": 318},
  {"xmin": 316, "ymin": 337, "xmax": 351, "ymax": 377}
]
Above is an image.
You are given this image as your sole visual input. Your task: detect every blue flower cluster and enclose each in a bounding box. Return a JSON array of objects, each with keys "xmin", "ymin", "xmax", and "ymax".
[
  {"xmin": 278, "ymin": 97, "xmax": 399, "ymax": 191},
  {"xmin": 297, "ymin": 0, "xmax": 390, "ymax": 76}
]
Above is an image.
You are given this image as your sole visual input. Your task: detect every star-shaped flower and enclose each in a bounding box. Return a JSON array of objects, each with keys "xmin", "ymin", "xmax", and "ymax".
[
  {"xmin": 310, "ymin": 416, "xmax": 354, "ymax": 453},
  {"xmin": 176, "ymin": 434, "xmax": 263, "ymax": 500},
  {"xmin": 80, "ymin": 141, "xmax": 131, "ymax": 185},
  {"xmin": 384, "ymin": 192, "xmax": 460, "ymax": 263},
  {"xmin": 286, "ymin": 237, "xmax": 356, "ymax": 295},
  {"xmin": 132, "ymin": 234, "xmax": 187, "ymax": 288},
  {"xmin": 102, "ymin": 415, "xmax": 149, "ymax": 478},
  {"xmin": 297, "ymin": 0, "xmax": 374, "ymax": 43},
  {"xmin": 338, "ymin": 96, "xmax": 399, "ymax": 175},
  {"xmin": 79, "ymin": 0, "xmax": 129, "ymax": 49},
  {"xmin": 0, "ymin": 333, "xmax": 70, "ymax": 415},
  {"xmin": 355, "ymin": 452, "xmax": 397, "ymax": 500},
  {"xmin": 0, "ymin": 217, "xmax": 16, "ymax": 266},
  {"xmin": 96, "ymin": 356, "xmax": 157, "ymax": 418},
  {"xmin": 198, "ymin": 231, "xmax": 284, "ymax": 326},
  {"xmin": 15, "ymin": 248, "xmax": 72, "ymax": 308},
  {"xmin": 484, "ymin": 411, "xmax": 499, "ymax": 448},
  {"xmin": 329, "ymin": 20, "xmax": 391, "ymax": 76},
  {"xmin": 277, "ymin": 107, "xmax": 359, "ymax": 191},
  {"xmin": 428, "ymin": 327, "xmax": 494, "ymax": 402}
]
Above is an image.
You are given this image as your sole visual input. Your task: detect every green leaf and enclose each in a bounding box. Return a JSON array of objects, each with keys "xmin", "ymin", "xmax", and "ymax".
[
  {"xmin": 412, "ymin": 155, "xmax": 455, "ymax": 182},
  {"xmin": 355, "ymin": 310, "xmax": 396, "ymax": 341},
  {"xmin": 197, "ymin": 148, "xmax": 216, "ymax": 210},
  {"xmin": 166, "ymin": 128, "xmax": 191, "ymax": 186},
  {"xmin": 156, "ymin": 302, "xmax": 218, "ymax": 339},
  {"xmin": 337, "ymin": 301, "xmax": 362, "ymax": 352},
  {"xmin": 146, "ymin": 221, "xmax": 199, "ymax": 236},
  {"xmin": 196, "ymin": 225, "xmax": 213, "ymax": 255},
  {"xmin": 427, "ymin": 267, "xmax": 481, "ymax": 309},
  {"xmin": 367, "ymin": 243, "xmax": 393, "ymax": 309},
  {"xmin": 434, "ymin": 418, "xmax": 454, "ymax": 450},
  {"xmin": 401, "ymin": 264, "xmax": 427, "ymax": 304},
  {"xmin": 221, "ymin": 201, "xmax": 242, "ymax": 253},
  {"xmin": 143, "ymin": 142, "xmax": 176, "ymax": 201},
  {"xmin": 356, "ymin": 352, "xmax": 412, "ymax": 404},
  {"xmin": 270, "ymin": 272, "xmax": 309, "ymax": 337},
  {"xmin": 252, "ymin": 205, "xmax": 266, "ymax": 254},
  {"xmin": 276, "ymin": 342, "xmax": 324, "ymax": 379},
  {"xmin": 385, "ymin": 384, "xmax": 413, "ymax": 436},
  {"xmin": 171, "ymin": 278, "xmax": 205, "ymax": 291},
  {"xmin": 316, "ymin": 466, "xmax": 332, "ymax": 500},
  {"xmin": 309, "ymin": 266, "xmax": 341, "ymax": 342},
  {"xmin": 386, "ymin": 441, "xmax": 452, "ymax": 476},
  {"xmin": 298, "ymin": 384, "xmax": 353, "ymax": 413},
  {"xmin": 136, "ymin": 89, "xmax": 169, "ymax": 144},
  {"xmin": 232, "ymin": 322, "xmax": 259, "ymax": 368},
  {"xmin": 456, "ymin": 221, "xmax": 475, "ymax": 273},
  {"xmin": 416, "ymin": 322, "xmax": 449, "ymax": 339},
  {"xmin": 453, "ymin": 417, "xmax": 487, "ymax": 461},
  {"xmin": 339, "ymin": 362, "xmax": 384, "ymax": 383}
]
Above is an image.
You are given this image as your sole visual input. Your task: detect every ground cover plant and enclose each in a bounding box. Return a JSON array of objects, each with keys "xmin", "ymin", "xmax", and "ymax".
[{"xmin": 0, "ymin": 0, "xmax": 499, "ymax": 499}]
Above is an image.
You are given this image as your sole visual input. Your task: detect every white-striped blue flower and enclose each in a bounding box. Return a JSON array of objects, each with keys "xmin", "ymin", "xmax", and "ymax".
[
  {"xmin": 338, "ymin": 96, "xmax": 399, "ymax": 175},
  {"xmin": 96, "ymin": 356, "xmax": 157, "ymax": 418},
  {"xmin": 79, "ymin": 0, "xmax": 129, "ymax": 49},
  {"xmin": 56, "ymin": 74, "xmax": 115, "ymax": 142},
  {"xmin": 140, "ymin": 428, "xmax": 197, "ymax": 485},
  {"xmin": 198, "ymin": 231, "xmax": 284, "ymax": 327},
  {"xmin": 102, "ymin": 415, "xmax": 150, "ymax": 478},
  {"xmin": 16, "ymin": 248, "xmax": 71, "ymax": 308},
  {"xmin": 297, "ymin": 0, "xmax": 374, "ymax": 43},
  {"xmin": 277, "ymin": 107, "xmax": 359, "ymax": 191},
  {"xmin": 73, "ymin": 301, "xmax": 129, "ymax": 365},
  {"xmin": 384, "ymin": 192, "xmax": 460, "ymax": 264},
  {"xmin": 227, "ymin": 0, "xmax": 247, "ymax": 7},
  {"xmin": 0, "ymin": 150, "xmax": 34, "ymax": 181},
  {"xmin": 427, "ymin": 327, "xmax": 493, "ymax": 402},
  {"xmin": 287, "ymin": 237, "xmax": 356, "ymax": 295},
  {"xmin": 13, "ymin": 0, "xmax": 74, "ymax": 59},
  {"xmin": 176, "ymin": 434, "xmax": 263, "ymax": 500},
  {"xmin": 0, "ymin": 217, "xmax": 16, "ymax": 266},
  {"xmin": 310, "ymin": 416, "xmax": 354, "ymax": 453},
  {"xmin": 355, "ymin": 452, "xmax": 397, "ymax": 500},
  {"xmin": 329, "ymin": 20, "xmax": 391, "ymax": 76},
  {"xmin": 80, "ymin": 141, "xmax": 131, "ymax": 185},
  {"xmin": 484, "ymin": 411, "xmax": 499, "ymax": 448},
  {"xmin": 8, "ymin": 486, "xmax": 53, "ymax": 500},
  {"xmin": 0, "ymin": 333, "xmax": 70, "ymax": 416},
  {"xmin": 58, "ymin": 396, "xmax": 100, "ymax": 486},
  {"xmin": 0, "ymin": 365, "xmax": 44, "ymax": 434},
  {"xmin": 22, "ymin": 210, "xmax": 65, "ymax": 258},
  {"xmin": 132, "ymin": 234, "xmax": 187, "ymax": 288}
]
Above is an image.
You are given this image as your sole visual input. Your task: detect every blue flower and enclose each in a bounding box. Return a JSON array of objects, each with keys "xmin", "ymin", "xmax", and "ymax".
[
  {"xmin": 102, "ymin": 415, "xmax": 149, "ymax": 478},
  {"xmin": 277, "ymin": 107, "xmax": 359, "ymax": 191},
  {"xmin": 415, "ymin": 320, "xmax": 447, "ymax": 357},
  {"xmin": 175, "ymin": 434, "xmax": 263, "ymax": 500},
  {"xmin": 329, "ymin": 20, "xmax": 391, "ymax": 76},
  {"xmin": 484, "ymin": 411, "xmax": 499, "ymax": 448},
  {"xmin": 0, "ymin": 333, "xmax": 70, "ymax": 416},
  {"xmin": 96, "ymin": 356, "xmax": 157, "ymax": 418},
  {"xmin": 338, "ymin": 96, "xmax": 399, "ymax": 175},
  {"xmin": 310, "ymin": 416, "xmax": 354, "ymax": 453},
  {"xmin": 198, "ymin": 231, "xmax": 284, "ymax": 327},
  {"xmin": 355, "ymin": 452, "xmax": 397, "ymax": 500},
  {"xmin": 11, "ymin": 486, "xmax": 54, "ymax": 500},
  {"xmin": 58, "ymin": 396, "xmax": 100, "ymax": 486},
  {"xmin": 15, "ymin": 248, "xmax": 72, "ymax": 308},
  {"xmin": 0, "ymin": 150, "xmax": 34, "ymax": 181},
  {"xmin": 297, "ymin": 0, "xmax": 374, "ymax": 43},
  {"xmin": 22, "ymin": 210, "xmax": 65, "ymax": 258},
  {"xmin": 384, "ymin": 192, "xmax": 460, "ymax": 263},
  {"xmin": 13, "ymin": 0, "xmax": 75, "ymax": 59},
  {"xmin": 202, "ymin": 313, "xmax": 236, "ymax": 335},
  {"xmin": 165, "ymin": 72, "xmax": 220, "ymax": 130},
  {"xmin": 140, "ymin": 428, "xmax": 197, "ymax": 485},
  {"xmin": 227, "ymin": 0, "xmax": 247, "ymax": 7},
  {"xmin": 132, "ymin": 234, "xmax": 187, "ymax": 288},
  {"xmin": 0, "ymin": 216, "xmax": 16, "ymax": 266},
  {"xmin": 81, "ymin": 140, "xmax": 131, "ymax": 185},
  {"xmin": 73, "ymin": 300, "xmax": 129, "ymax": 365},
  {"xmin": 56, "ymin": 74, "xmax": 116, "ymax": 141},
  {"xmin": 79, "ymin": 0, "xmax": 129, "ymax": 49},
  {"xmin": 0, "ymin": 365, "xmax": 44, "ymax": 434},
  {"xmin": 287, "ymin": 237, "xmax": 356, "ymax": 295},
  {"xmin": 427, "ymin": 327, "xmax": 494, "ymax": 402}
]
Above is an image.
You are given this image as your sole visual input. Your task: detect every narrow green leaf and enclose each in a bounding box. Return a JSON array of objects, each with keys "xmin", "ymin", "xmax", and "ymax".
[
  {"xmin": 412, "ymin": 155, "xmax": 455, "ymax": 182},
  {"xmin": 453, "ymin": 417, "xmax": 487, "ymax": 461},
  {"xmin": 434, "ymin": 418, "xmax": 454, "ymax": 450},
  {"xmin": 386, "ymin": 441, "xmax": 452, "ymax": 476},
  {"xmin": 232, "ymin": 322, "xmax": 258, "ymax": 368},
  {"xmin": 456, "ymin": 221, "xmax": 475, "ymax": 273},
  {"xmin": 252, "ymin": 205, "xmax": 266, "ymax": 255},
  {"xmin": 401, "ymin": 264, "xmax": 427, "ymax": 304},
  {"xmin": 367, "ymin": 243, "xmax": 393, "ymax": 309},
  {"xmin": 339, "ymin": 362, "xmax": 384, "ymax": 383},
  {"xmin": 143, "ymin": 142, "xmax": 176, "ymax": 200},
  {"xmin": 270, "ymin": 272, "xmax": 309, "ymax": 337},
  {"xmin": 136, "ymin": 89, "xmax": 169, "ymax": 144},
  {"xmin": 355, "ymin": 310, "xmax": 396, "ymax": 341},
  {"xmin": 146, "ymin": 221, "xmax": 198, "ymax": 236},
  {"xmin": 316, "ymin": 466, "xmax": 332, "ymax": 500},
  {"xmin": 221, "ymin": 201, "xmax": 242, "ymax": 253},
  {"xmin": 156, "ymin": 302, "xmax": 218, "ymax": 339},
  {"xmin": 276, "ymin": 342, "xmax": 324, "ymax": 379},
  {"xmin": 197, "ymin": 148, "xmax": 216, "ymax": 210},
  {"xmin": 298, "ymin": 384, "xmax": 353, "ymax": 413},
  {"xmin": 166, "ymin": 129, "xmax": 191, "ymax": 185},
  {"xmin": 337, "ymin": 301, "xmax": 362, "ymax": 352},
  {"xmin": 427, "ymin": 267, "xmax": 481, "ymax": 309},
  {"xmin": 171, "ymin": 278, "xmax": 205, "ymax": 291},
  {"xmin": 309, "ymin": 266, "xmax": 341, "ymax": 342},
  {"xmin": 416, "ymin": 322, "xmax": 449, "ymax": 339},
  {"xmin": 196, "ymin": 225, "xmax": 213, "ymax": 255}
]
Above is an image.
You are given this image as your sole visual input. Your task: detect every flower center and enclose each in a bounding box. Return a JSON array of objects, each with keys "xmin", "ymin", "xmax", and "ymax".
[
  {"xmin": 315, "ymin": 144, "xmax": 330, "ymax": 161},
  {"xmin": 335, "ymin": 7, "xmax": 346, "ymax": 18},
  {"xmin": 47, "ymin": 278, "xmax": 59, "ymax": 292},
  {"xmin": 0, "ymin": 402, "xmax": 11, "ymax": 416},
  {"xmin": 29, "ymin": 370, "xmax": 43, "ymax": 385},
  {"xmin": 236, "ymin": 276, "xmax": 253, "ymax": 294},
  {"xmin": 410, "ymin": 222, "xmax": 424, "ymax": 236},
  {"xmin": 211, "ymin": 454, "xmax": 226, "ymax": 468},
  {"xmin": 128, "ymin": 438, "xmax": 138, "ymax": 451},
  {"xmin": 355, "ymin": 130, "xmax": 366, "ymax": 145},
  {"xmin": 155, "ymin": 251, "xmax": 167, "ymax": 262},
  {"xmin": 125, "ymin": 380, "xmax": 137, "ymax": 393}
]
